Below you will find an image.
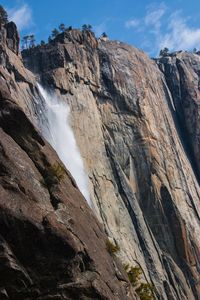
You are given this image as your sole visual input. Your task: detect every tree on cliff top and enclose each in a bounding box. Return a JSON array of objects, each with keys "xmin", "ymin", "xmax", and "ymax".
[
  {"xmin": 82, "ymin": 24, "xmax": 93, "ymax": 32},
  {"xmin": 52, "ymin": 28, "xmax": 59, "ymax": 38},
  {"xmin": 0, "ymin": 5, "xmax": 8, "ymax": 25},
  {"xmin": 59, "ymin": 23, "xmax": 66, "ymax": 32},
  {"xmin": 29, "ymin": 34, "xmax": 36, "ymax": 47},
  {"xmin": 159, "ymin": 47, "xmax": 169, "ymax": 57},
  {"xmin": 102, "ymin": 32, "xmax": 108, "ymax": 38},
  {"xmin": 22, "ymin": 36, "xmax": 29, "ymax": 49}
]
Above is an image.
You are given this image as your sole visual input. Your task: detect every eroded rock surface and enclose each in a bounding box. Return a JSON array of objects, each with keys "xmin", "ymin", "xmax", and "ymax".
[
  {"xmin": 157, "ymin": 52, "xmax": 200, "ymax": 181},
  {"xmin": 0, "ymin": 23, "xmax": 137, "ymax": 300},
  {"xmin": 22, "ymin": 30, "xmax": 200, "ymax": 299}
]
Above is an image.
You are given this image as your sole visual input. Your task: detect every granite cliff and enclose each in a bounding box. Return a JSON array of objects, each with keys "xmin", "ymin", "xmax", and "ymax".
[
  {"xmin": 0, "ymin": 22, "xmax": 137, "ymax": 300},
  {"xmin": 0, "ymin": 19, "xmax": 200, "ymax": 300}
]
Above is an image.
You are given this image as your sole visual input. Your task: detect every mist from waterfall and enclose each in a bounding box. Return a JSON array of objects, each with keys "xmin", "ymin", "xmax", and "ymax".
[{"xmin": 37, "ymin": 84, "xmax": 91, "ymax": 206}]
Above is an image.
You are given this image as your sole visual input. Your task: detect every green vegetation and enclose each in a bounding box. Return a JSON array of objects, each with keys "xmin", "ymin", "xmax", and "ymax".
[
  {"xmin": 0, "ymin": 5, "xmax": 8, "ymax": 25},
  {"xmin": 51, "ymin": 28, "xmax": 60, "ymax": 38},
  {"xmin": 59, "ymin": 23, "xmax": 66, "ymax": 32},
  {"xmin": 20, "ymin": 20, "xmax": 95, "ymax": 49},
  {"xmin": 106, "ymin": 239, "xmax": 120, "ymax": 255},
  {"xmin": 102, "ymin": 32, "xmax": 108, "ymax": 38},
  {"xmin": 124, "ymin": 264, "xmax": 142, "ymax": 287},
  {"xmin": 22, "ymin": 35, "xmax": 36, "ymax": 49},
  {"xmin": 82, "ymin": 24, "xmax": 93, "ymax": 32},
  {"xmin": 124, "ymin": 264, "xmax": 155, "ymax": 300},
  {"xmin": 44, "ymin": 163, "xmax": 65, "ymax": 186},
  {"xmin": 136, "ymin": 283, "xmax": 155, "ymax": 300},
  {"xmin": 48, "ymin": 36, "xmax": 52, "ymax": 43},
  {"xmin": 49, "ymin": 163, "xmax": 65, "ymax": 181}
]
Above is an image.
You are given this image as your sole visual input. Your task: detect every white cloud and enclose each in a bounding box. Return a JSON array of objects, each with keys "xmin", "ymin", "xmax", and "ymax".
[
  {"xmin": 125, "ymin": 19, "xmax": 140, "ymax": 29},
  {"xmin": 159, "ymin": 12, "xmax": 200, "ymax": 51},
  {"xmin": 8, "ymin": 4, "xmax": 33, "ymax": 30},
  {"xmin": 93, "ymin": 22, "xmax": 107, "ymax": 37},
  {"xmin": 144, "ymin": 3, "xmax": 166, "ymax": 31},
  {"xmin": 125, "ymin": 3, "xmax": 200, "ymax": 54}
]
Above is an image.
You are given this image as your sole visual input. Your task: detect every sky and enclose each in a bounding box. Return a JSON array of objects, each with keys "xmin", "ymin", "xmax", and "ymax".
[{"xmin": 2, "ymin": 0, "xmax": 200, "ymax": 56}]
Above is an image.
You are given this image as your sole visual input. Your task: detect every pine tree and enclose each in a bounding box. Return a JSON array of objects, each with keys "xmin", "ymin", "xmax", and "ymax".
[
  {"xmin": 29, "ymin": 34, "xmax": 36, "ymax": 47},
  {"xmin": 159, "ymin": 47, "xmax": 169, "ymax": 57},
  {"xmin": 102, "ymin": 32, "xmax": 108, "ymax": 38},
  {"xmin": 82, "ymin": 24, "xmax": 93, "ymax": 32},
  {"xmin": 0, "ymin": 5, "xmax": 8, "ymax": 25},
  {"xmin": 87, "ymin": 24, "xmax": 92, "ymax": 31},
  {"xmin": 51, "ymin": 28, "xmax": 59, "ymax": 38},
  {"xmin": 40, "ymin": 40, "xmax": 45, "ymax": 46},
  {"xmin": 59, "ymin": 23, "xmax": 65, "ymax": 32},
  {"xmin": 22, "ymin": 36, "xmax": 29, "ymax": 49}
]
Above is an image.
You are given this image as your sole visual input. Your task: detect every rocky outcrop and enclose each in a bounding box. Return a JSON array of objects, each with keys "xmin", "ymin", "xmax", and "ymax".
[
  {"xmin": 22, "ymin": 30, "xmax": 200, "ymax": 299},
  {"xmin": 157, "ymin": 52, "xmax": 200, "ymax": 181},
  {"xmin": 0, "ymin": 23, "xmax": 137, "ymax": 300}
]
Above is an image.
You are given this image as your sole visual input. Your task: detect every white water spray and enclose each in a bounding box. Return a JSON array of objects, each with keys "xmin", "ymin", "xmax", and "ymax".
[{"xmin": 37, "ymin": 84, "xmax": 91, "ymax": 206}]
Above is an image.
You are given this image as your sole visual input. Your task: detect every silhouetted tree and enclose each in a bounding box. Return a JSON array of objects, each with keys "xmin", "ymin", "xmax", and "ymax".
[
  {"xmin": 193, "ymin": 47, "xmax": 197, "ymax": 53},
  {"xmin": 59, "ymin": 23, "xmax": 65, "ymax": 32},
  {"xmin": 102, "ymin": 32, "xmax": 108, "ymax": 38},
  {"xmin": 40, "ymin": 40, "xmax": 45, "ymax": 46},
  {"xmin": 68, "ymin": 26, "xmax": 72, "ymax": 30},
  {"xmin": 0, "ymin": 5, "xmax": 8, "ymax": 26},
  {"xmin": 82, "ymin": 24, "xmax": 93, "ymax": 32},
  {"xmin": 51, "ymin": 28, "xmax": 59, "ymax": 38},
  {"xmin": 87, "ymin": 24, "xmax": 92, "ymax": 31},
  {"xmin": 22, "ymin": 35, "xmax": 29, "ymax": 49},
  {"xmin": 29, "ymin": 34, "xmax": 35, "ymax": 47},
  {"xmin": 82, "ymin": 24, "xmax": 87, "ymax": 31},
  {"xmin": 48, "ymin": 36, "xmax": 52, "ymax": 43},
  {"xmin": 159, "ymin": 47, "xmax": 169, "ymax": 57}
]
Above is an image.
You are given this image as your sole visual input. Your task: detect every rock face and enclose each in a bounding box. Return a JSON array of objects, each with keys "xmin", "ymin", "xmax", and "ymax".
[
  {"xmin": 0, "ymin": 23, "xmax": 137, "ymax": 300},
  {"xmin": 22, "ymin": 30, "xmax": 200, "ymax": 300},
  {"xmin": 1, "ymin": 20, "xmax": 200, "ymax": 299},
  {"xmin": 157, "ymin": 52, "xmax": 200, "ymax": 181}
]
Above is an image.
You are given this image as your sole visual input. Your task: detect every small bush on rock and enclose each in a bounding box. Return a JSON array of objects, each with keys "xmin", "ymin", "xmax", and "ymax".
[
  {"xmin": 124, "ymin": 264, "xmax": 155, "ymax": 300},
  {"xmin": 49, "ymin": 163, "xmax": 65, "ymax": 181},
  {"xmin": 136, "ymin": 283, "xmax": 155, "ymax": 300},
  {"xmin": 124, "ymin": 264, "xmax": 142, "ymax": 286},
  {"xmin": 106, "ymin": 239, "xmax": 120, "ymax": 255},
  {"xmin": 43, "ymin": 163, "xmax": 65, "ymax": 186}
]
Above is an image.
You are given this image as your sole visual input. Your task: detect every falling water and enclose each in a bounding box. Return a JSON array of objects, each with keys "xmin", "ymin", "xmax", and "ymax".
[{"xmin": 37, "ymin": 84, "xmax": 91, "ymax": 206}]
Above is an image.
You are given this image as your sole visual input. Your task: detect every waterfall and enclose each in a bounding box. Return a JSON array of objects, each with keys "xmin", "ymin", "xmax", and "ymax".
[{"xmin": 37, "ymin": 84, "xmax": 91, "ymax": 206}]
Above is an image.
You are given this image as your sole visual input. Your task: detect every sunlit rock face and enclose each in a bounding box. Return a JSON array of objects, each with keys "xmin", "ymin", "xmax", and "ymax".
[
  {"xmin": 0, "ymin": 23, "xmax": 137, "ymax": 300},
  {"xmin": 157, "ymin": 52, "xmax": 200, "ymax": 181},
  {"xmin": 22, "ymin": 30, "xmax": 200, "ymax": 300},
  {"xmin": 1, "ymin": 18, "xmax": 200, "ymax": 299}
]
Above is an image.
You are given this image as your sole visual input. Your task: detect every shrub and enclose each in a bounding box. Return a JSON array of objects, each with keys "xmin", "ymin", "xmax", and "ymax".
[
  {"xmin": 44, "ymin": 163, "xmax": 65, "ymax": 186},
  {"xmin": 106, "ymin": 239, "xmax": 120, "ymax": 255},
  {"xmin": 124, "ymin": 264, "xmax": 155, "ymax": 300},
  {"xmin": 49, "ymin": 163, "xmax": 65, "ymax": 181},
  {"xmin": 124, "ymin": 264, "xmax": 142, "ymax": 286},
  {"xmin": 136, "ymin": 283, "xmax": 155, "ymax": 300}
]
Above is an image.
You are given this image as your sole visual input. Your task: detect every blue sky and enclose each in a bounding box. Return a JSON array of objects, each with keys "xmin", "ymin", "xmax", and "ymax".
[{"xmin": 2, "ymin": 0, "xmax": 200, "ymax": 56}]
